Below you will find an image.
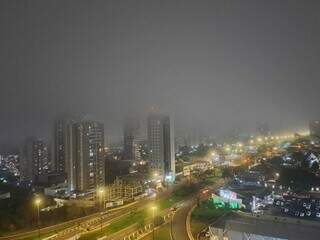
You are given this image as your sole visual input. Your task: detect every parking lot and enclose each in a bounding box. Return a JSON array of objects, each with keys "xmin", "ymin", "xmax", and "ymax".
[{"xmin": 274, "ymin": 194, "xmax": 320, "ymax": 219}]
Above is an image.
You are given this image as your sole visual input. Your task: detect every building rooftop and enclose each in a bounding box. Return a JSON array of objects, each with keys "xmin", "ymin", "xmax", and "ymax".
[{"xmin": 212, "ymin": 212, "xmax": 320, "ymax": 240}]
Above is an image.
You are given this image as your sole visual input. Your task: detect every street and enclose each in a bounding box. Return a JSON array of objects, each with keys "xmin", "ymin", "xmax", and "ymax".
[{"xmin": 171, "ymin": 199, "xmax": 194, "ymax": 240}]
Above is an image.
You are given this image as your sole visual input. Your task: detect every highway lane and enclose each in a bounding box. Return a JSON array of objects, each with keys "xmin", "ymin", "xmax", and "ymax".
[
  {"xmin": 0, "ymin": 180, "xmax": 190, "ymax": 240},
  {"xmin": 0, "ymin": 199, "xmax": 148, "ymax": 240},
  {"xmin": 171, "ymin": 199, "xmax": 194, "ymax": 240},
  {"xmin": 55, "ymin": 198, "xmax": 156, "ymax": 240},
  {"xmin": 61, "ymin": 180, "xmax": 223, "ymax": 240},
  {"xmin": 57, "ymin": 181, "xmax": 189, "ymax": 240},
  {"xmin": 171, "ymin": 179, "xmax": 227, "ymax": 240},
  {"xmin": 74, "ymin": 203, "xmax": 175, "ymax": 240}
]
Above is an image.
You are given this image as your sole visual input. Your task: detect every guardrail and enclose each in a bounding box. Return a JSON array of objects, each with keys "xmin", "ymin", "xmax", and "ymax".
[
  {"xmin": 186, "ymin": 203, "xmax": 197, "ymax": 240},
  {"xmin": 105, "ymin": 212, "xmax": 174, "ymax": 240}
]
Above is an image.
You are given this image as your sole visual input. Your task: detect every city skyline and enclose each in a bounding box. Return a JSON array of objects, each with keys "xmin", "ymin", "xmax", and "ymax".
[{"xmin": 2, "ymin": 1, "xmax": 320, "ymax": 238}]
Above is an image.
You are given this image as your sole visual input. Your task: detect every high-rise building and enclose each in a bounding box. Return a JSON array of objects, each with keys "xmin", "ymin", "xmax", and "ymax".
[
  {"xmin": 66, "ymin": 121, "xmax": 105, "ymax": 192},
  {"xmin": 54, "ymin": 119, "xmax": 67, "ymax": 173},
  {"xmin": 132, "ymin": 139, "xmax": 142, "ymax": 163},
  {"xmin": 147, "ymin": 113, "xmax": 175, "ymax": 181},
  {"xmin": 123, "ymin": 118, "xmax": 140, "ymax": 161},
  {"xmin": 20, "ymin": 138, "xmax": 50, "ymax": 182},
  {"xmin": 310, "ymin": 120, "xmax": 320, "ymax": 138}
]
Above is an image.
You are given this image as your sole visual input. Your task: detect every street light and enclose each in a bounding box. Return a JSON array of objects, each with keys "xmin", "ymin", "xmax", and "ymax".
[
  {"xmin": 34, "ymin": 197, "xmax": 41, "ymax": 240},
  {"xmin": 98, "ymin": 188, "xmax": 105, "ymax": 233},
  {"xmin": 151, "ymin": 206, "xmax": 157, "ymax": 240},
  {"xmin": 170, "ymin": 208, "xmax": 175, "ymax": 240}
]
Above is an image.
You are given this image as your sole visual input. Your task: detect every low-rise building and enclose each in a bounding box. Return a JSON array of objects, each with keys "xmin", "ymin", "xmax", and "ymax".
[
  {"xmin": 182, "ymin": 160, "xmax": 213, "ymax": 176},
  {"xmin": 105, "ymin": 177, "xmax": 144, "ymax": 203},
  {"xmin": 0, "ymin": 191, "xmax": 10, "ymax": 200},
  {"xmin": 209, "ymin": 211, "xmax": 320, "ymax": 240},
  {"xmin": 44, "ymin": 183, "xmax": 68, "ymax": 197}
]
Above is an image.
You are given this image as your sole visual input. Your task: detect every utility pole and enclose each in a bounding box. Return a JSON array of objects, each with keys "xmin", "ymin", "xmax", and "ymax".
[{"xmin": 34, "ymin": 197, "xmax": 41, "ymax": 240}]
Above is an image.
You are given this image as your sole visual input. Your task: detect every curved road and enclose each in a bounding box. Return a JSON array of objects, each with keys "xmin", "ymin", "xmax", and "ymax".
[
  {"xmin": 0, "ymin": 199, "xmax": 147, "ymax": 240},
  {"xmin": 171, "ymin": 179, "xmax": 226, "ymax": 240},
  {"xmin": 171, "ymin": 199, "xmax": 194, "ymax": 240}
]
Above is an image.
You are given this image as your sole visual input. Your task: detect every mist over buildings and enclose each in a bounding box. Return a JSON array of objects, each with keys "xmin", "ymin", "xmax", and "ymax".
[{"xmin": 1, "ymin": 0, "xmax": 320, "ymax": 151}]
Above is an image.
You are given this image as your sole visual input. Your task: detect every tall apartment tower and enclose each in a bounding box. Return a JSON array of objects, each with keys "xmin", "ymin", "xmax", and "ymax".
[
  {"xmin": 310, "ymin": 120, "xmax": 320, "ymax": 139},
  {"xmin": 147, "ymin": 113, "xmax": 175, "ymax": 181},
  {"xmin": 66, "ymin": 121, "xmax": 105, "ymax": 192},
  {"xmin": 20, "ymin": 138, "xmax": 50, "ymax": 182},
  {"xmin": 123, "ymin": 118, "xmax": 140, "ymax": 161},
  {"xmin": 54, "ymin": 119, "xmax": 68, "ymax": 173}
]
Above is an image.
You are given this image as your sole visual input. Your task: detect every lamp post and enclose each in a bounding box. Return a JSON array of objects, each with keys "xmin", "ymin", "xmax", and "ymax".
[
  {"xmin": 34, "ymin": 197, "xmax": 41, "ymax": 240},
  {"xmin": 151, "ymin": 206, "xmax": 157, "ymax": 240},
  {"xmin": 170, "ymin": 211, "xmax": 174, "ymax": 240},
  {"xmin": 98, "ymin": 188, "xmax": 105, "ymax": 233}
]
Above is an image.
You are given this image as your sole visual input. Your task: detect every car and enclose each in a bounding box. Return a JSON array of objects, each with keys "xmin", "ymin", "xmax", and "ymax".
[
  {"xmin": 316, "ymin": 212, "xmax": 320, "ymax": 218},
  {"xmin": 299, "ymin": 212, "xmax": 305, "ymax": 217},
  {"xmin": 306, "ymin": 211, "xmax": 312, "ymax": 217},
  {"xmin": 303, "ymin": 202, "xmax": 311, "ymax": 209}
]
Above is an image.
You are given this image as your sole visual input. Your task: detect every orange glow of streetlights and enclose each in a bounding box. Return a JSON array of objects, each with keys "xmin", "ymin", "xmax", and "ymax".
[
  {"xmin": 34, "ymin": 197, "xmax": 41, "ymax": 239},
  {"xmin": 97, "ymin": 187, "xmax": 106, "ymax": 232},
  {"xmin": 151, "ymin": 206, "xmax": 157, "ymax": 240}
]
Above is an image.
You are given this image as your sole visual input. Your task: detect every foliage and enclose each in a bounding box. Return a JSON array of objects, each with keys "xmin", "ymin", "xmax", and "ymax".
[
  {"xmin": 0, "ymin": 183, "xmax": 33, "ymax": 233},
  {"xmin": 192, "ymin": 200, "xmax": 230, "ymax": 224},
  {"xmin": 279, "ymin": 167, "xmax": 320, "ymax": 192},
  {"xmin": 79, "ymin": 210, "xmax": 148, "ymax": 240},
  {"xmin": 158, "ymin": 183, "xmax": 197, "ymax": 210}
]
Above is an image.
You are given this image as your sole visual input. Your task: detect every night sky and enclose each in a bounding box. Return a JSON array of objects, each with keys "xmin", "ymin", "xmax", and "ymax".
[{"xmin": 1, "ymin": 0, "xmax": 320, "ymax": 151}]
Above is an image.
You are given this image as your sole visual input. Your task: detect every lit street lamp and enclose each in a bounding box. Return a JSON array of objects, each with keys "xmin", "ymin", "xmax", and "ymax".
[
  {"xmin": 151, "ymin": 206, "xmax": 157, "ymax": 240},
  {"xmin": 98, "ymin": 188, "xmax": 105, "ymax": 233},
  {"xmin": 170, "ymin": 208, "xmax": 175, "ymax": 240},
  {"xmin": 34, "ymin": 197, "xmax": 41, "ymax": 240}
]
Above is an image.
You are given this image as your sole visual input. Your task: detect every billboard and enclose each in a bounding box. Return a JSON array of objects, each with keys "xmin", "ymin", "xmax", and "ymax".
[{"xmin": 219, "ymin": 189, "xmax": 237, "ymax": 200}]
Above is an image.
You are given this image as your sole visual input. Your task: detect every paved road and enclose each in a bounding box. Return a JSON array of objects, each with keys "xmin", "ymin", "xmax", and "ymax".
[
  {"xmin": 171, "ymin": 179, "xmax": 227, "ymax": 240},
  {"xmin": 0, "ymin": 199, "xmax": 148, "ymax": 240},
  {"xmin": 0, "ymin": 179, "xmax": 200, "ymax": 240},
  {"xmin": 62, "ymin": 181, "xmax": 189, "ymax": 240},
  {"xmin": 171, "ymin": 199, "xmax": 194, "ymax": 240}
]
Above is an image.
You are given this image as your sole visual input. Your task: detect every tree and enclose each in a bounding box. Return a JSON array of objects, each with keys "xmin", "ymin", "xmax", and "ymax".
[{"xmin": 310, "ymin": 162, "xmax": 319, "ymax": 173}]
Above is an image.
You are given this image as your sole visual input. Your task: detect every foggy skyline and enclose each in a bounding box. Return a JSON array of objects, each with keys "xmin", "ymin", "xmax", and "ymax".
[{"xmin": 1, "ymin": 0, "xmax": 320, "ymax": 151}]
